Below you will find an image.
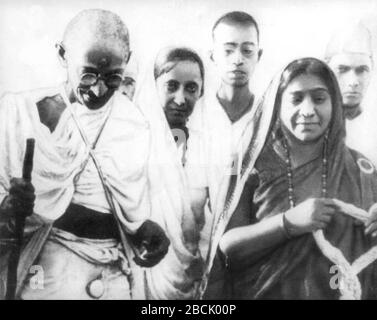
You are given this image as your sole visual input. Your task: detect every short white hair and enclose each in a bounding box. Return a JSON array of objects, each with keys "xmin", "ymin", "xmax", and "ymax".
[{"xmin": 63, "ymin": 9, "xmax": 129, "ymax": 53}]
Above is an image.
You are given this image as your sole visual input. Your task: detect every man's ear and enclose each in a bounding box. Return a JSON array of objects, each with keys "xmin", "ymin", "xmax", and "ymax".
[
  {"xmin": 56, "ymin": 42, "xmax": 67, "ymax": 67},
  {"xmin": 209, "ymin": 50, "xmax": 214, "ymax": 62},
  {"xmin": 257, "ymin": 49, "xmax": 263, "ymax": 61},
  {"xmin": 125, "ymin": 50, "xmax": 132, "ymax": 65},
  {"xmin": 369, "ymin": 56, "xmax": 374, "ymax": 70}
]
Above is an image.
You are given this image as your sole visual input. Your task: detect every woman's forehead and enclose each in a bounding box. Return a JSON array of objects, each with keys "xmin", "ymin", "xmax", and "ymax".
[
  {"xmin": 161, "ymin": 60, "xmax": 203, "ymax": 82},
  {"xmin": 285, "ymin": 74, "xmax": 328, "ymax": 92}
]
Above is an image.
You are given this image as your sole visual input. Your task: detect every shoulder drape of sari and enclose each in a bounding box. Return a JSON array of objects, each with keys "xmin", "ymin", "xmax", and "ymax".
[
  {"xmin": 203, "ymin": 58, "xmax": 377, "ymax": 300},
  {"xmin": 221, "ymin": 141, "xmax": 377, "ymax": 299}
]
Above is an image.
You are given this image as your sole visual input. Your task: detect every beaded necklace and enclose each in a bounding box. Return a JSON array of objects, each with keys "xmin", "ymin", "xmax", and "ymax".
[
  {"xmin": 280, "ymin": 129, "xmax": 377, "ymax": 300},
  {"xmin": 280, "ymin": 130, "xmax": 329, "ymax": 208}
]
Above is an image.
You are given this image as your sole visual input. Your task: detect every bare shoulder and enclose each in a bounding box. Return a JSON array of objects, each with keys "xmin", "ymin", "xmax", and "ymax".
[{"xmin": 36, "ymin": 93, "xmax": 67, "ymax": 133}]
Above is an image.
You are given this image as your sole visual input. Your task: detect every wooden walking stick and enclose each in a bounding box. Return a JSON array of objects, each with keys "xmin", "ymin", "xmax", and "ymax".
[{"xmin": 6, "ymin": 138, "xmax": 35, "ymax": 300}]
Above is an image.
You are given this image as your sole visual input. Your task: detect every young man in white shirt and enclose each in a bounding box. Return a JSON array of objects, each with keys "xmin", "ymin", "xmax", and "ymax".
[{"xmin": 203, "ymin": 11, "xmax": 263, "ymax": 213}]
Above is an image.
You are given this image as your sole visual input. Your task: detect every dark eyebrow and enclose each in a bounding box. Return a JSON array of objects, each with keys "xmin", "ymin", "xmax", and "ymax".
[
  {"xmin": 223, "ymin": 41, "xmax": 256, "ymax": 47},
  {"xmin": 80, "ymin": 67, "xmax": 124, "ymax": 75},
  {"xmin": 338, "ymin": 64, "xmax": 370, "ymax": 69},
  {"xmin": 104, "ymin": 68, "xmax": 124, "ymax": 76},
  {"xmin": 310, "ymin": 88, "xmax": 329, "ymax": 93},
  {"xmin": 242, "ymin": 42, "xmax": 256, "ymax": 46},
  {"xmin": 185, "ymin": 81, "xmax": 200, "ymax": 86},
  {"xmin": 356, "ymin": 65, "xmax": 370, "ymax": 70},
  {"xmin": 166, "ymin": 79, "xmax": 179, "ymax": 84},
  {"xmin": 309, "ymin": 88, "xmax": 330, "ymax": 94},
  {"xmin": 80, "ymin": 67, "xmax": 99, "ymax": 74},
  {"xmin": 289, "ymin": 88, "xmax": 329, "ymax": 95},
  {"xmin": 337, "ymin": 65, "xmax": 351, "ymax": 69}
]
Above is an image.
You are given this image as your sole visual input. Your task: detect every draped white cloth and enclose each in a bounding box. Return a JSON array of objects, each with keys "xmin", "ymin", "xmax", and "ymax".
[
  {"xmin": 187, "ymin": 91, "xmax": 257, "ymax": 274},
  {"xmin": 193, "ymin": 94, "xmax": 255, "ymax": 215},
  {"xmin": 0, "ymin": 86, "xmax": 150, "ymax": 233},
  {"xmin": 134, "ymin": 63, "xmax": 205, "ymax": 299},
  {"xmin": 194, "ymin": 86, "xmax": 273, "ymax": 298},
  {"xmin": 345, "ymin": 112, "xmax": 377, "ymax": 167}
]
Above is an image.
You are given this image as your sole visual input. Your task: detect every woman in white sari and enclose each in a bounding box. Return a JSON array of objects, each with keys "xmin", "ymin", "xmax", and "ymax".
[{"xmin": 135, "ymin": 47, "xmax": 207, "ymax": 299}]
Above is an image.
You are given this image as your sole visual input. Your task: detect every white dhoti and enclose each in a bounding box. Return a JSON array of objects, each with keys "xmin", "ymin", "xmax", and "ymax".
[{"xmin": 21, "ymin": 228, "xmax": 132, "ymax": 300}]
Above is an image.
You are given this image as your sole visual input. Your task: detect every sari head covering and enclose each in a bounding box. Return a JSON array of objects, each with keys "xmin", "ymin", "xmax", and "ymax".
[
  {"xmin": 153, "ymin": 47, "xmax": 205, "ymax": 96},
  {"xmin": 134, "ymin": 46, "xmax": 205, "ymax": 299},
  {"xmin": 202, "ymin": 57, "xmax": 377, "ymax": 299}
]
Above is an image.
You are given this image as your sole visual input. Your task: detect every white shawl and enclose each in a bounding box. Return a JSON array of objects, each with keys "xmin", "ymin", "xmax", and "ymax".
[
  {"xmin": 0, "ymin": 86, "xmax": 151, "ymax": 233},
  {"xmin": 134, "ymin": 65, "xmax": 204, "ymax": 299}
]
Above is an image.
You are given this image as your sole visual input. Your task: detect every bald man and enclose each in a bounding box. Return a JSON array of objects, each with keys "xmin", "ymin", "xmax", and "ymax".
[{"xmin": 0, "ymin": 9, "xmax": 169, "ymax": 300}]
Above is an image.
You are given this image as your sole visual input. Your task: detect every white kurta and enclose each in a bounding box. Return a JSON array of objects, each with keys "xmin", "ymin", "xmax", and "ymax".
[
  {"xmin": 195, "ymin": 94, "xmax": 254, "ymax": 212},
  {"xmin": 188, "ymin": 94, "xmax": 255, "ymax": 261},
  {"xmin": 346, "ymin": 113, "xmax": 377, "ymax": 167}
]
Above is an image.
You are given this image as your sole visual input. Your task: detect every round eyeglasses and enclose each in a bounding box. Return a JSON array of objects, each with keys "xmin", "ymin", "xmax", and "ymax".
[{"xmin": 79, "ymin": 73, "xmax": 124, "ymax": 89}]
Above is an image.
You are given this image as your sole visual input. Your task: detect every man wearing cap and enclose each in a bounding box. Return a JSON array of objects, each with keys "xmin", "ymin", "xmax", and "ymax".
[{"xmin": 324, "ymin": 23, "xmax": 374, "ymax": 154}]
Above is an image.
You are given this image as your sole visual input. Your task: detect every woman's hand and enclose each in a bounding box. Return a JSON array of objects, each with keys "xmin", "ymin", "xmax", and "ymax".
[
  {"xmin": 365, "ymin": 203, "xmax": 377, "ymax": 238},
  {"xmin": 284, "ymin": 198, "xmax": 337, "ymax": 237}
]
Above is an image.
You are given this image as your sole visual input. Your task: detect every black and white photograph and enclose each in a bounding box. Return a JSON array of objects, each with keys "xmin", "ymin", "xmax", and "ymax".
[{"xmin": 1, "ymin": 0, "xmax": 377, "ymax": 305}]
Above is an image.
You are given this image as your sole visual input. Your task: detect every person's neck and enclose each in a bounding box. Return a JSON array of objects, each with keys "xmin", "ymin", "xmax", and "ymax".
[
  {"xmin": 343, "ymin": 103, "xmax": 362, "ymax": 120},
  {"xmin": 169, "ymin": 122, "xmax": 188, "ymax": 132},
  {"xmin": 283, "ymin": 130, "xmax": 324, "ymax": 169},
  {"xmin": 217, "ymin": 82, "xmax": 253, "ymax": 123},
  {"xmin": 169, "ymin": 122, "xmax": 189, "ymax": 146}
]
